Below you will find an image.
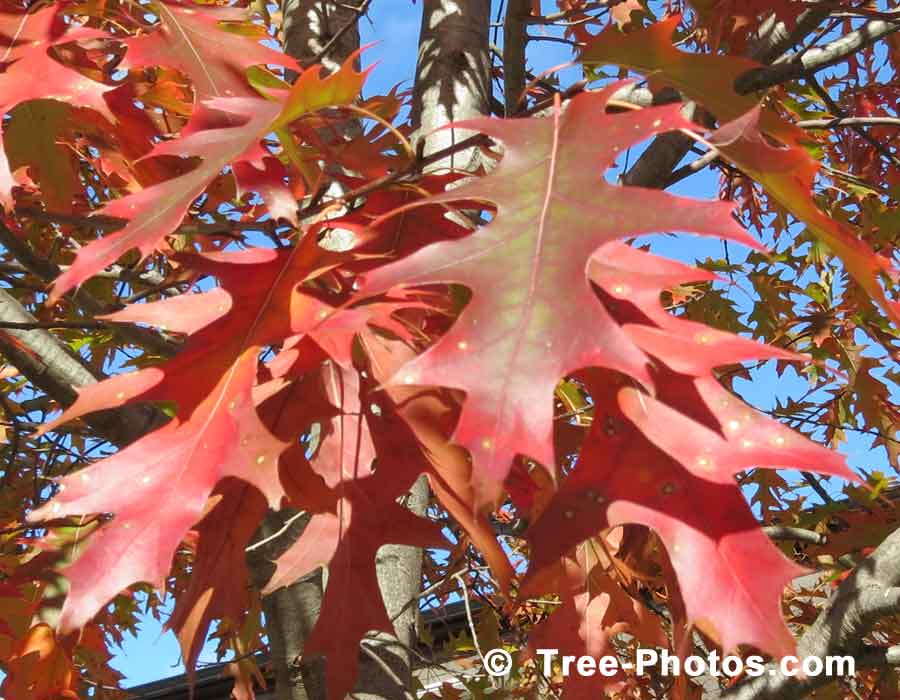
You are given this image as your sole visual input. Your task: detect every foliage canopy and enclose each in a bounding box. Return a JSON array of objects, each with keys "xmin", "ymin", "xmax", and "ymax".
[{"xmin": 1, "ymin": 1, "xmax": 899, "ymax": 699}]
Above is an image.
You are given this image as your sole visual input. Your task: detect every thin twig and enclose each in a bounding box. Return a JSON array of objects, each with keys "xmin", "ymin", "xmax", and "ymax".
[
  {"xmin": 763, "ymin": 525, "xmax": 826, "ymax": 545},
  {"xmin": 0, "ymin": 320, "xmax": 110, "ymax": 330},
  {"xmin": 245, "ymin": 510, "xmax": 308, "ymax": 553},
  {"xmin": 358, "ymin": 642, "xmax": 418, "ymax": 700},
  {"xmin": 452, "ymin": 571, "xmax": 492, "ymax": 686},
  {"xmin": 798, "ymin": 116, "xmax": 900, "ymax": 129},
  {"xmin": 806, "ymin": 76, "xmax": 900, "ymax": 168}
]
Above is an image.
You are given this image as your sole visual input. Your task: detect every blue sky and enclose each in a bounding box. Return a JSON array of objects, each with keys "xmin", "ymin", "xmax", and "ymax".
[{"xmin": 105, "ymin": 0, "xmax": 893, "ymax": 687}]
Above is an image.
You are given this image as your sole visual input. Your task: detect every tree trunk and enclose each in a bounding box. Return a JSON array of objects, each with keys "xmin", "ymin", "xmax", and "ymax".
[
  {"xmin": 249, "ymin": 511, "xmax": 323, "ymax": 700},
  {"xmin": 280, "ymin": 0, "xmax": 360, "ymax": 74},
  {"xmin": 257, "ymin": 2, "xmax": 494, "ymax": 698},
  {"xmin": 256, "ymin": 5, "xmax": 361, "ymax": 700},
  {"xmin": 410, "ymin": 0, "xmax": 492, "ymax": 172},
  {"xmin": 359, "ymin": 3, "xmax": 492, "ymax": 696},
  {"xmin": 253, "ymin": 4, "xmax": 448, "ymax": 700}
]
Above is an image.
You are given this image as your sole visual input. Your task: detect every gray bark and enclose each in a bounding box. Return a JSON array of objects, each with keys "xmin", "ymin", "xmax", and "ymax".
[
  {"xmin": 723, "ymin": 525, "xmax": 900, "ymax": 700},
  {"xmin": 255, "ymin": 5, "xmax": 444, "ymax": 700},
  {"xmin": 621, "ymin": 100, "xmax": 699, "ymax": 188},
  {"xmin": 249, "ymin": 511, "xmax": 324, "ymax": 700},
  {"xmin": 503, "ymin": 0, "xmax": 530, "ymax": 115},
  {"xmin": 258, "ymin": 5, "xmax": 360, "ymax": 699},
  {"xmin": 258, "ymin": 5, "xmax": 362, "ymax": 698},
  {"xmin": 358, "ymin": 3, "xmax": 493, "ymax": 696},
  {"xmin": 358, "ymin": 6, "xmax": 494, "ymax": 697},
  {"xmin": 797, "ymin": 117, "xmax": 900, "ymax": 130},
  {"xmin": 749, "ymin": 4, "xmax": 832, "ymax": 65},
  {"xmin": 358, "ymin": 2, "xmax": 493, "ymax": 695},
  {"xmin": 736, "ymin": 19, "xmax": 900, "ymax": 94},
  {"xmin": 357, "ymin": 476, "xmax": 430, "ymax": 700},
  {"xmin": 281, "ymin": 0, "xmax": 360, "ymax": 74},
  {"xmin": 410, "ymin": 0, "xmax": 492, "ymax": 173},
  {"xmin": 621, "ymin": 7, "xmax": 842, "ymax": 189},
  {"xmin": 0, "ymin": 220, "xmax": 177, "ymax": 357}
]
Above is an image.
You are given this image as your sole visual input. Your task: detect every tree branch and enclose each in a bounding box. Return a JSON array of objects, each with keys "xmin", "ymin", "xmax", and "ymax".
[
  {"xmin": 750, "ymin": 2, "xmax": 833, "ymax": 64},
  {"xmin": 618, "ymin": 4, "xmax": 865, "ymax": 189},
  {"xmin": 724, "ymin": 526, "xmax": 900, "ymax": 700},
  {"xmin": 735, "ymin": 19, "xmax": 900, "ymax": 94},
  {"xmin": 0, "ymin": 320, "xmax": 110, "ymax": 330},
  {"xmin": 503, "ymin": 0, "xmax": 530, "ymax": 115},
  {"xmin": 621, "ymin": 101, "xmax": 700, "ymax": 187},
  {"xmin": 0, "ymin": 288, "xmax": 165, "ymax": 446},
  {"xmin": 797, "ymin": 116, "xmax": 900, "ymax": 129},
  {"xmin": 0, "ymin": 219, "xmax": 178, "ymax": 356},
  {"xmin": 763, "ymin": 526, "xmax": 826, "ymax": 545}
]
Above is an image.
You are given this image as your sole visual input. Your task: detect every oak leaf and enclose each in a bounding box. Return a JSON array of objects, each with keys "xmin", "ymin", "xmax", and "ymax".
[
  {"xmin": 526, "ymin": 243, "xmax": 856, "ymax": 658},
  {"xmin": 360, "ymin": 84, "xmax": 756, "ymax": 501}
]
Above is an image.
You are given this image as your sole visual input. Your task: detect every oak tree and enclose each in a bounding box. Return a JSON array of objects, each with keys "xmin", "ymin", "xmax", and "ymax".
[{"xmin": 1, "ymin": 2, "xmax": 900, "ymax": 700}]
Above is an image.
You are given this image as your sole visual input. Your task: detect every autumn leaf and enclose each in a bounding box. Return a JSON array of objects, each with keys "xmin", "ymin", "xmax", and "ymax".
[
  {"xmin": 30, "ymin": 235, "xmax": 347, "ymax": 633},
  {"xmin": 50, "ymin": 52, "xmax": 368, "ymax": 300},
  {"xmin": 167, "ymin": 479, "xmax": 268, "ymax": 673},
  {"xmin": 524, "ymin": 545, "xmax": 666, "ymax": 699},
  {"xmin": 49, "ymin": 99, "xmax": 280, "ymax": 301},
  {"xmin": 0, "ymin": 7, "xmax": 111, "ymax": 208},
  {"xmin": 1, "ymin": 623, "xmax": 77, "ymax": 700},
  {"xmin": 120, "ymin": 1, "xmax": 300, "ymax": 101},
  {"xmin": 526, "ymin": 242, "xmax": 856, "ymax": 659},
  {"xmin": 28, "ymin": 352, "xmax": 287, "ymax": 633},
  {"xmin": 581, "ymin": 16, "xmax": 900, "ymax": 326},
  {"xmin": 359, "ymin": 84, "xmax": 756, "ymax": 501}
]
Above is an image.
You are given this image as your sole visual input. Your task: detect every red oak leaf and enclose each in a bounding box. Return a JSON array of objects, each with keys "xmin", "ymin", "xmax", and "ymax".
[
  {"xmin": 51, "ymin": 52, "xmax": 368, "ymax": 299},
  {"xmin": 30, "ymin": 235, "xmax": 347, "ymax": 632},
  {"xmin": 167, "ymin": 479, "xmax": 268, "ymax": 672},
  {"xmin": 49, "ymin": 99, "xmax": 280, "ymax": 301},
  {"xmin": 0, "ymin": 8, "xmax": 111, "ymax": 207},
  {"xmin": 120, "ymin": 1, "xmax": 299, "ymax": 101},
  {"xmin": 256, "ymin": 369, "xmax": 340, "ymax": 515},
  {"xmin": 524, "ymin": 546, "xmax": 666, "ymax": 699},
  {"xmin": 528, "ymin": 368, "xmax": 811, "ymax": 658},
  {"xmin": 264, "ymin": 334, "xmax": 516, "ymax": 700},
  {"xmin": 359, "ymin": 84, "xmax": 756, "ymax": 501},
  {"xmin": 525, "ymin": 243, "xmax": 857, "ymax": 659},
  {"xmin": 263, "ymin": 391, "xmax": 449, "ymax": 700},
  {"xmin": 269, "ymin": 484, "xmax": 444, "ymax": 700},
  {"xmin": 29, "ymin": 350, "xmax": 287, "ymax": 633}
]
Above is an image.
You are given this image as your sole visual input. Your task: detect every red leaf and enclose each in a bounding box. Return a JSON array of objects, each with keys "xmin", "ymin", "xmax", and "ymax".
[
  {"xmin": 526, "ymin": 241, "xmax": 857, "ymax": 658},
  {"xmin": 49, "ymin": 99, "xmax": 279, "ymax": 301},
  {"xmin": 29, "ymin": 351, "xmax": 287, "ymax": 633},
  {"xmin": 266, "ymin": 481, "xmax": 445, "ymax": 700},
  {"xmin": 120, "ymin": 2, "xmax": 299, "ymax": 101},
  {"xmin": 50, "ymin": 50, "xmax": 368, "ymax": 299},
  {"xmin": 167, "ymin": 479, "xmax": 268, "ymax": 672},
  {"xmin": 31, "ymin": 236, "xmax": 346, "ymax": 631},
  {"xmin": 0, "ymin": 8, "xmax": 111, "ymax": 207},
  {"xmin": 360, "ymin": 84, "xmax": 756, "ymax": 502}
]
